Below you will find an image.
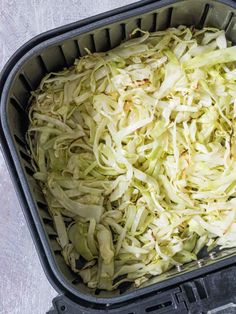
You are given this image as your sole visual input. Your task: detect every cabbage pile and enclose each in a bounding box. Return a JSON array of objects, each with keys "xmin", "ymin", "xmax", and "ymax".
[{"xmin": 28, "ymin": 26, "xmax": 236, "ymax": 290}]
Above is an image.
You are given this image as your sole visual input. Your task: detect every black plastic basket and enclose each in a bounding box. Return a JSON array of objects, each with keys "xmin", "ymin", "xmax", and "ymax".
[{"xmin": 2, "ymin": 0, "xmax": 236, "ymax": 313}]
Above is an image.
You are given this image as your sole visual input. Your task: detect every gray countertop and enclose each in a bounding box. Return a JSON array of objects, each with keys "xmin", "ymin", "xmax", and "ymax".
[{"xmin": 0, "ymin": 1, "xmax": 136, "ymax": 313}]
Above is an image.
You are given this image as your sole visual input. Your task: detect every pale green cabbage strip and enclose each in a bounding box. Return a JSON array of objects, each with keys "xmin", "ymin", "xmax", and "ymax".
[{"xmin": 28, "ymin": 26, "xmax": 236, "ymax": 291}]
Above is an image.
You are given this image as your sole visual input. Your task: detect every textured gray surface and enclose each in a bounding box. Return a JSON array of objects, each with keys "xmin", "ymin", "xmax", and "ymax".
[{"xmin": 0, "ymin": 1, "xmax": 136, "ymax": 313}]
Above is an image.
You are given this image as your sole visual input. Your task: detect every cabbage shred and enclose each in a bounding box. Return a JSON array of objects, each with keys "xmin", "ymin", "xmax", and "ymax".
[{"xmin": 28, "ymin": 26, "xmax": 236, "ymax": 290}]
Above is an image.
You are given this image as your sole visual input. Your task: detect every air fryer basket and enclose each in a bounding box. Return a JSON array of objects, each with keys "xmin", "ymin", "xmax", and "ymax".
[{"xmin": 2, "ymin": 0, "xmax": 236, "ymax": 311}]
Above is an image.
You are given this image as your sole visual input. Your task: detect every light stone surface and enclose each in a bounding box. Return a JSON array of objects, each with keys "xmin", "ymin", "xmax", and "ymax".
[{"xmin": 0, "ymin": 1, "xmax": 136, "ymax": 313}]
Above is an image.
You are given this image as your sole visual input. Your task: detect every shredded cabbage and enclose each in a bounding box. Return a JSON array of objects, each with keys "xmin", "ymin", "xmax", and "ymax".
[{"xmin": 28, "ymin": 26, "xmax": 236, "ymax": 290}]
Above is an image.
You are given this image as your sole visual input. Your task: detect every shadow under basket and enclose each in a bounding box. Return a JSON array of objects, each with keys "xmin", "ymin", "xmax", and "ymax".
[{"xmin": 2, "ymin": 0, "xmax": 236, "ymax": 313}]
